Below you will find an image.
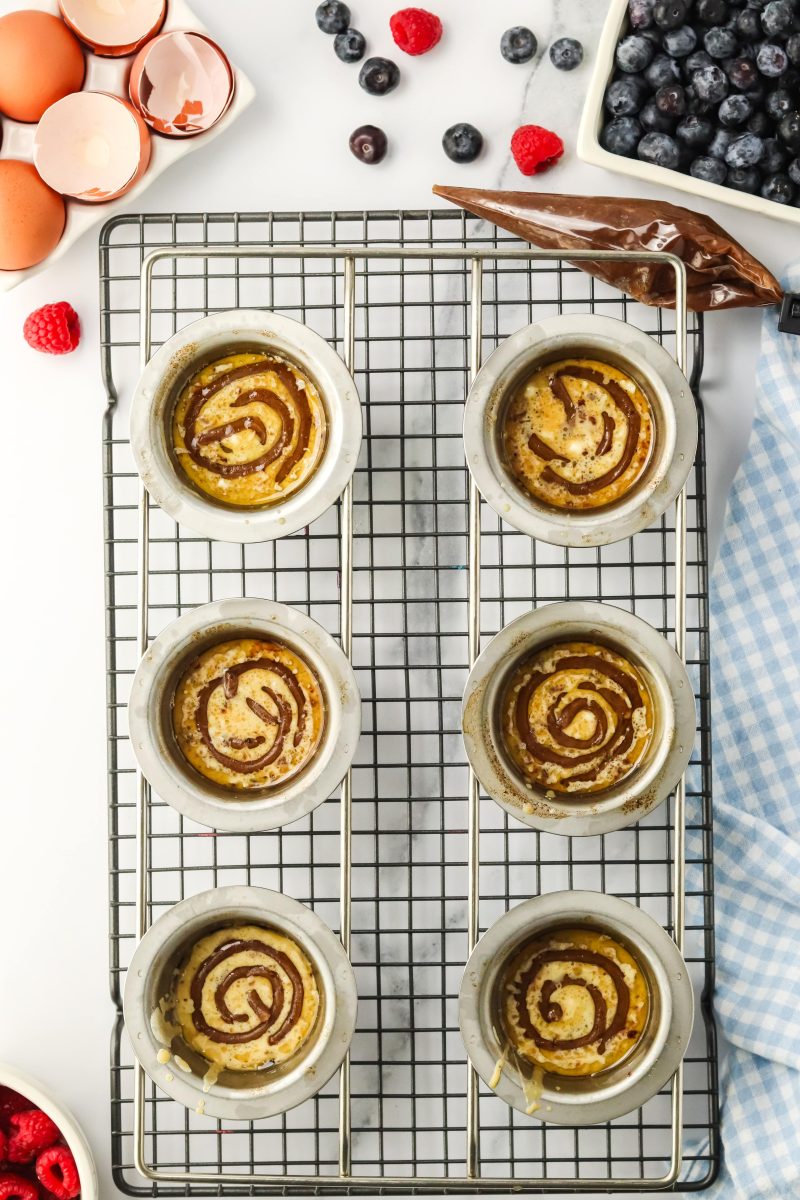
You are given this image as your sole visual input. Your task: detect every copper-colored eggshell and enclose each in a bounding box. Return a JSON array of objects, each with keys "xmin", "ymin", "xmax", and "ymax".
[
  {"xmin": 0, "ymin": 161, "xmax": 66, "ymax": 271},
  {"xmin": 58, "ymin": 0, "xmax": 166, "ymax": 58},
  {"xmin": 34, "ymin": 91, "xmax": 151, "ymax": 204},
  {"xmin": 0, "ymin": 11, "xmax": 85, "ymax": 124},
  {"xmin": 129, "ymin": 30, "xmax": 234, "ymax": 137}
]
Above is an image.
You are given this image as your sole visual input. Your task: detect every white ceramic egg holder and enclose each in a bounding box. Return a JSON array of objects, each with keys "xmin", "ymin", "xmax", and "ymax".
[{"xmin": 0, "ymin": 0, "xmax": 254, "ymax": 292}]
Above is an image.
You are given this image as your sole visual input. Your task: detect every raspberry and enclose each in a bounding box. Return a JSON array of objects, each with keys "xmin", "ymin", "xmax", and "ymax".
[
  {"xmin": 0, "ymin": 1091, "xmax": 28, "ymax": 1129},
  {"xmin": 0, "ymin": 1131, "xmax": 5, "ymax": 1163},
  {"xmin": 35, "ymin": 1145, "xmax": 80, "ymax": 1200},
  {"xmin": 510, "ymin": 124, "xmax": 565, "ymax": 175},
  {"xmin": 22, "ymin": 301, "xmax": 80, "ymax": 355},
  {"xmin": 389, "ymin": 8, "xmax": 441, "ymax": 55},
  {"xmin": 7, "ymin": 1110, "xmax": 59, "ymax": 1163},
  {"xmin": 0, "ymin": 1174, "xmax": 38, "ymax": 1200}
]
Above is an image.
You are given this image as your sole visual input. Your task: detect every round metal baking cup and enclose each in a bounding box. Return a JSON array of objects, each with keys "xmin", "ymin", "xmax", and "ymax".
[
  {"xmin": 128, "ymin": 597, "xmax": 361, "ymax": 833},
  {"xmin": 130, "ymin": 309, "xmax": 362, "ymax": 543},
  {"xmin": 123, "ymin": 885, "xmax": 358, "ymax": 1121},
  {"xmin": 462, "ymin": 601, "xmax": 696, "ymax": 837},
  {"xmin": 462, "ymin": 313, "xmax": 697, "ymax": 547},
  {"xmin": 459, "ymin": 890, "xmax": 694, "ymax": 1126}
]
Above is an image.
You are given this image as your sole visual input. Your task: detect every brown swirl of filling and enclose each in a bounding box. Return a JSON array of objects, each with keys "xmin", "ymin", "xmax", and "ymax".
[
  {"xmin": 501, "ymin": 640, "xmax": 653, "ymax": 794},
  {"xmin": 190, "ymin": 937, "xmax": 304, "ymax": 1046},
  {"xmin": 502, "ymin": 357, "xmax": 653, "ymax": 511}
]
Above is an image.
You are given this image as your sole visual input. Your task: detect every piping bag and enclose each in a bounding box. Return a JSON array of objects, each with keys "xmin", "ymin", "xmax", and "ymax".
[{"xmin": 432, "ymin": 186, "xmax": 781, "ymax": 313}]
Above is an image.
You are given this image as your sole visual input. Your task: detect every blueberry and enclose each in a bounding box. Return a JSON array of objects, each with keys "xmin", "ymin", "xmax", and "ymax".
[
  {"xmin": 442, "ymin": 122, "xmax": 483, "ymax": 163},
  {"xmin": 761, "ymin": 0, "xmax": 794, "ymax": 35},
  {"xmin": 690, "ymin": 154, "xmax": 728, "ymax": 180},
  {"xmin": 757, "ymin": 43, "xmax": 789, "ymax": 75},
  {"xmin": 315, "ymin": 1, "xmax": 350, "ymax": 34},
  {"xmin": 656, "ymin": 82, "xmax": 688, "ymax": 112},
  {"xmin": 349, "ymin": 124, "xmax": 387, "ymax": 164},
  {"xmin": 704, "ymin": 25, "xmax": 739, "ymax": 56},
  {"xmin": 646, "ymin": 53, "xmax": 683, "ymax": 86},
  {"xmin": 727, "ymin": 55, "xmax": 760, "ymax": 88},
  {"xmin": 654, "ymin": 0, "xmax": 689, "ymax": 28},
  {"xmin": 501, "ymin": 26, "xmax": 538, "ymax": 64},
  {"xmin": 708, "ymin": 126, "xmax": 735, "ymax": 156},
  {"xmin": 727, "ymin": 164, "xmax": 761, "ymax": 189},
  {"xmin": 748, "ymin": 110, "xmax": 771, "ymax": 134},
  {"xmin": 725, "ymin": 130, "xmax": 765, "ymax": 163},
  {"xmin": 736, "ymin": 8, "xmax": 763, "ymax": 37},
  {"xmin": 719, "ymin": 93, "xmax": 755, "ymax": 123},
  {"xmin": 761, "ymin": 136, "xmax": 788, "ymax": 170},
  {"xmin": 605, "ymin": 75, "xmax": 648, "ymax": 114},
  {"xmin": 601, "ymin": 115, "xmax": 644, "ymax": 154},
  {"xmin": 616, "ymin": 34, "xmax": 655, "ymax": 71},
  {"xmin": 786, "ymin": 32, "xmax": 800, "ymax": 64},
  {"xmin": 664, "ymin": 25, "xmax": 699, "ymax": 55},
  {"xmin": 684, "ymin": 49, "xmax": 715, "ymax": 75},
  {"xmin": 676, "ymin": 113, "xmax": 715, "ymax": 144},
  {"xmin": 550, "ymin": 37, "xmax": 584, "ymax": 70},
  {"xmin": 692, "ymin": 63, "xmax": 730, "ymax": 100},
  {"xmin": 697, "ymin": 0, "xmax": 730, "ymax": 20},
  {"xmin": 761, "ymin": 171, "xmax": 795, "ymax": 200},
  {"xmin": 779, "ymin": 109, "xmax": 800, "ymax": 149},
  {"xmin": 765, "ymin": 87, "xmax": 794, "ymax": 119},
  {"xmin": 641, "ymin": 98, "xmax": 677, "ymax": 129},
  {"xmin": 629, "ymin": 0, "xmax": 657, "ymax": 27},
  {"xmin": 637, "ymin": 129, "xmax": 681, "ymax": 165},
  {"xmin": 334, "ymin": 28, "xmax": 365, "ymax": 62},
  {"xmin": 358, "ymin": 56, "xmax": 400, "ymax": 95}
]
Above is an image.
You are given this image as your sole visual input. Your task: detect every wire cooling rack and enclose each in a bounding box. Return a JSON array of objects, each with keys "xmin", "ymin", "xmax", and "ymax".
[{"xmin": 100, "ymin": 209, "xmax": 719, "ymax": 1195}]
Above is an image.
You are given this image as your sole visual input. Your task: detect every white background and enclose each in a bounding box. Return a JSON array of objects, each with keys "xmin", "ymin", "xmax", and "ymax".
[{"xmin": 0, "ymin": 0, "xmax": 791, "ymax": 1194}]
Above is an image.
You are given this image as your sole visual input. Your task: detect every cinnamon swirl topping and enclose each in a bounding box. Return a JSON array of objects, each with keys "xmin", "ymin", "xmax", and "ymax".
[
  {"xmin": 172, "ymin": 351, "xmax": 326, "ymax": 508},
  {"xmin": 501, "ymin": 927, "xmax": 649, "ymax": 1077},
  {"xmin": 501, "ymin": 640, "xmax": 653, "ymax": 795},
  {"xmin": 502, "ymin": 357, "xmax": 653, "ymax": 510},
  {"xmin": 174, "ymin": 924, "xmax": 320, "ymax": 1072},
  {"xmin": 172, "ymin": 637, "xmax": 325, "ymax": 791}
]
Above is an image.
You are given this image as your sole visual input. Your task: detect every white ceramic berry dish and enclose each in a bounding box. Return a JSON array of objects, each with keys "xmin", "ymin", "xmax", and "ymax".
[
  {"xmin": 577, "ymin": 0, "xmax": 800, "ymax": 225},
  {"xmin": 0, "ymin": 0, "xmax": 254, "ymax": 293},
  {"xmin": 0, "ymin": 1062, "xmax": 98, "ymax": 1198}
]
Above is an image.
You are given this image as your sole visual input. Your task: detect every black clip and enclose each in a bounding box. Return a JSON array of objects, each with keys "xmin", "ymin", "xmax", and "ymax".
[{"xmin": 779, "ymin": 292, "xmax": 800, "ymax": 335}]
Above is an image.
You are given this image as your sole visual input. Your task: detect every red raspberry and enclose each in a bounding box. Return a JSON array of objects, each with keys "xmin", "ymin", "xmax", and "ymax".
[
  {"xmin": 510, "ymin": 124, "xmax": 565, "ymax": 175},
  {"xmin": 36, "ymin": 1145, "xmax": 80, "ymax": 1200},
  {"xmin": 0, "ymin": 1173, "xmax": 39, "ymax": 1200},
  {"xmin": 0, "ymin": 1131, "xmax": 6, "ymax": 1163},
  {"xmin": 7, "ymin": 1110, "xmax": 59, "ymax": 1164},
  {"xmin": 389, "ymin": 8, "xmax": 441, "ymax": 55},
  {"xmin": 23, "ymin": 301, "xmax": 80, "ymax": 355},
  {"xmin": 0, "ymin": 1091, "xmax": 29, "ymax": 1129}
]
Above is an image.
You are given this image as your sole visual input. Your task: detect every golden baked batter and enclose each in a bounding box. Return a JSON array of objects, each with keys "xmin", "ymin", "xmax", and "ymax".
[
  {"xmin": 501, "ymin": 640, "xmax": 653, "ymax": 795},
  {"xmin": 501, "ymin": 927, "xmax": 649, "ymax": 1077},
  {"xmin": 172, "ymin": 351, "xmax": 326, "ymax": 508},
  {"xmin": 502, "ymin": 357, "xmax": 653, "ymax": 510},
  {"xmin": 173, "ymin": 637, "xmax": 325, "ymax": 791},
  {"xmin": 174, "ymin": 924, "xmax": 320, "ymax": 1072}
]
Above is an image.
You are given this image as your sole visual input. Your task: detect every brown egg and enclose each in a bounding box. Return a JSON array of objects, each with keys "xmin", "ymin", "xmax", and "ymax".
[
  {"xmin": 0, "ymin": 161, "xmax": 66, "ymax": 271},
  {"xmin": 0, "ymin": 11, "xmax": 85, "ymax": 124}
]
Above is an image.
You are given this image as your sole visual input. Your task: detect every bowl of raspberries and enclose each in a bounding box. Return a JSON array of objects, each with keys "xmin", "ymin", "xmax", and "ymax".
[
  {"xmin": 578, "ymin": 0, "xmax": 800, "ymax": 221},
  {"xmin": 0, "ymin": 1066, "xmax": 96, "ymax": 1200}
]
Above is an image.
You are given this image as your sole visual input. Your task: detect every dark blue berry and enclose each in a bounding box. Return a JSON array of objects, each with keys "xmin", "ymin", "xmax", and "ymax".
[
  {"xmin": 697, "ymin": 0, "xmax": 730, "ymax": 20},
  {"xmin": 761, "ymin": 136, "xmax": 788, "ymax": 170},
  {"xmin": 708, "ymin": 126, "xmax": 735, "ymax": 156},
  {"xmin": 727, "ymin": 55, "xmax": 760, "ymax": 88},
  {"xmin": 704, "ymin": 25, "xmax": 739, "ymax": 56},
  {"xmin": 334, "ymin": 28, "xmax": 365, "ymax": 62},
  {"xmin": 654, "ymin": 0, "xmax": 688, "ymax": 28},
  {"xmin": 736, "ymin": 9, "xmax": 763, "ymax": 37},
  {"xmin": 677, "ymin": 113, "xmax": 715, "ymax": 145},
  {"xmin": 605, "ymin": 76, "xmax": 648, "ymax": 114},
  {"xmin": 719, "ymin": 93, "xmax": 755, "ymax": 124},
  {"xmin": 442, "ymin": 122, "xmax": 483, "ymax": 163},
  {"xmin": 779, "ymin": 109, "xmax": 800, "ymax": 149},
  {"xmin": 761, "ymin": 0, "xmax": 793, "ymax": 35},
  {"xmin": 786, "ymin": 32, "xmax": 800, "ymax": 64},
  {"xmin": 690, "ymin": 154, "xmax": 728, "ymax": 181},
  {"xmin": 315, "ymin": 1, "xmax": 350, "ymax": 34},
  {"xmin": 684, "ymin": 49, "xmax": 715, "ymax": 75},
  {"xmin": 656, "ymin": 82, "xmax": 688, "ymax": 112},
  {"xmin": 727, "ymin": 164, "xmax": 761, "ymax": 189},
  {"xmin": 748, "ymin": 110, "xmax": 771, "ymax": 134},
  {"xmin": 359, "ymin": 56, "xmax": 400, "ymax": 95},
  {"xmin": 765, "ymin": 87, "xmax": 794, "ymax": 119},
  {"xmin": 349, "ymin": 125, "xmax": 387, "ymax": 164},
  {"xmin": 725, "ymin": 130, "xmax": 765, "ymax": 164},
  {"xmin": 616, "ymin": 34, "xmax": 655, "ymax": 71},
  {"xmin": 761, "ymin": 171, "xmax": 795, "ymax": 201},
  {"xmin": 637, "ymin": 130, "xmax": 681, "ymax": 165},
  {"xmin": 664, "ymin": 25, "xmax": 698, "ymax": 54},
  {"xmin": 501, "ymin": 26, "xmax": 537, "ymax": 64},
  {"xmin": 647, "ymin": 53, "xmax": 683, "ymax": 86},
  {"xmin": 601, "ymin": 115, "xmax": 644, "ymax": 155},
  {"xmin": 629, "ymin": 0, "xmax": 657, "ymax": 27},
  {"xmin": 757, "ymin": 43, "xmax": 789, "ymax": 75},
  {"xmin": 692, "ymin": 63, "xmax": 730, "ymax": 100},
  {"xmin": 641, "ymin": 98, "xmax": 677, "ymax": 129},
  {"xmin": 550, "ymin": 37, "xmax": 584, "ymax": 70}
]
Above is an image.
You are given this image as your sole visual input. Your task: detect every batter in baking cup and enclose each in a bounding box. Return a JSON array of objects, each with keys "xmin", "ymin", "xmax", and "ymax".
[
  {"xmin": 174, "ymin": 924, "xmax": 320, "ymax": 1072},
  {"xmin": 173, "ymin": 637, "xmax": 325, "ymax": 791},
  {"xmin": 500, "ymin": 927, "xmax": 649, "ymax": 1077},
  {"xmin": 172, "ymin": 351, "xmax": 327, "ymax": 507},
  {"xmin": 501, "ymin": 640, "xmax": 653, "ymax": 795},
  {"xmin": 502, "ymin": 358, "xmax": 653, "ymax": 510}
]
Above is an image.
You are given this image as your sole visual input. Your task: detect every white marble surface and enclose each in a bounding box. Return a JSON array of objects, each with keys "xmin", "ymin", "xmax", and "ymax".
[{"xmin": 0, "ymin": 0, "xmax": 791, "ymax": 1195}]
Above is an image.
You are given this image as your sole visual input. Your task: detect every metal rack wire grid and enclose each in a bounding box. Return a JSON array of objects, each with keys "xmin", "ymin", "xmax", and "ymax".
[{"xmin": 100, "ymin": 209, "xmax": 719, "ymax": 1195}]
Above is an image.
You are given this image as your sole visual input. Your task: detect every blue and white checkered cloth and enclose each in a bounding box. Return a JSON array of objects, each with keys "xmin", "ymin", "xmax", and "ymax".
[{"xmin": 706, "ymin": 268, "xmax": 800, "ymax": 1197}]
